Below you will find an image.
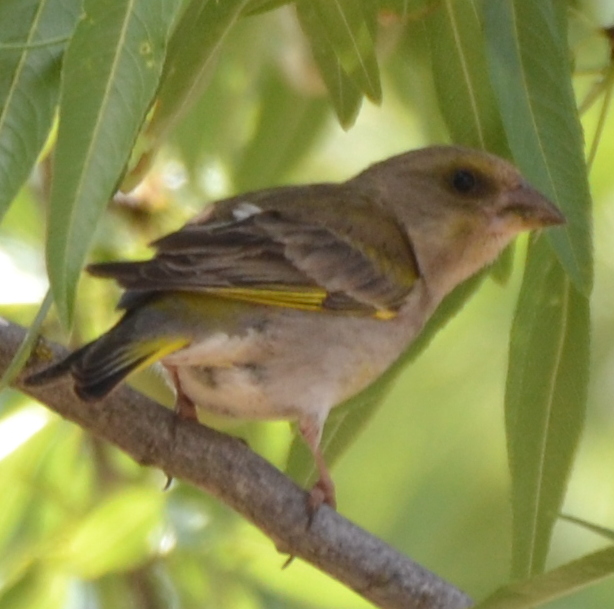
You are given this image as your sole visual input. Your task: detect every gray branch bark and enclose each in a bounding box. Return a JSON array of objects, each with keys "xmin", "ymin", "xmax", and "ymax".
[{"xmin": 0, "ymin": 318, "xmax": 472, "ymax": 609}]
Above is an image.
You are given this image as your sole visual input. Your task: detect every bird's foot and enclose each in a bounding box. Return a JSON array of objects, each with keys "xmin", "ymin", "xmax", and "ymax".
[
  {"xmin": 308, "ymin": 478, "xmax": 337, "ymax": 512},
  {"xmin": 307, "ymin": 476, "xmax": 337, "ymax": 527},
  {"xmin": 174, "ymin": 391, "xmax": 198, "ymax": 422}
]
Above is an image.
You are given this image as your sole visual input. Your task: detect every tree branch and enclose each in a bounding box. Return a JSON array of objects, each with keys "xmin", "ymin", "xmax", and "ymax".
[{"xmin": 0, "ymin": 318, "xmax": 472, "ymax": 609}]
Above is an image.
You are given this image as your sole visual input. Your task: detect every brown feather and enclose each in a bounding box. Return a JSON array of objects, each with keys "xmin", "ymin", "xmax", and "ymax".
[{"xmin": 88, "ymin": 184, "xmax": 420, "ymax": 316}]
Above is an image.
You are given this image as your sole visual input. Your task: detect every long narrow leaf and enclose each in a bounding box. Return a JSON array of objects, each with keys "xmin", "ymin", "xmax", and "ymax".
[
  {"xmin": 243, "ymin": 0, "xmax": 293, "ymax": 15},
  {"xmin": 505, "ymin": 236, "xmax": 589, "ymax": 577},
  {"xmin": 308, "ymin": 0, "xmax": 381, "ymax": 103},
  {"xmin": 475, "ymin": 545, "xmax": 614, "ymax": 609},
  {"xmin": 47, "ymin": 0, "xmax": 184, "ymax": 326},
  {"xmin": 0, "ymin": 0, "xmax": 79, "ymax": 221},
  {"xmin": 0, "ymin": 290, "xmax": 53, "ymax": 391},
  {"xmin": 296, "ymin": 0, "xmax": 363, "ymax": 128},
  {"xmin": 560, "ymin": 514, "xmax": 614, "ymax": 542},
  {"xmin": 424, "ymin": 0, "xmax": 515, "ymax": 283},
  {"xmin": 147, "ymin": 0, "xmax": 250, "ymax": 144},
  {"xmin": 424, "ymin": 0, "xmax": 509, "ymax": 155},
  {"xmin": 484, "ymin": 0, "xmax": 592, "ymax": 294},
  {"xmin": 484, "ymin": 0, "xmax": 592, "ymax": 578}
]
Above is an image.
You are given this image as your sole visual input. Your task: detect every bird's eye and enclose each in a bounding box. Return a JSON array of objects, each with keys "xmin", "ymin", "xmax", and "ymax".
[{"xmin": 452, "ymin": 169, "xmax": 477, "ymax": 194}]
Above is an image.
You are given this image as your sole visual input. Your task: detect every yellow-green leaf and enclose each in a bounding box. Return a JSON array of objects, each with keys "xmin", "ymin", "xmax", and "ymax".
[
  {"xmin": 47, "ymin": 0, "xmax": 184, "ymax": 326},
  {"xmin": 476, "ymin": 545, "xmax": 614, "ymax": 609},
  {"xmin": 505, "ymin": 236, "xmax": 590, "ymax": 577},
  {"xmin": 49, "ymin": 488, "xmax": 164, "ymax": 579},
  {"xmin": 484, "ymin": 0, "xmax": 592, "ymax": 294},
  {"xmin": 148, "ymin": 0, "xmax": 250, "ymax": 144},
  {"xmin": 425, "ymin": 0, "xmax": 510, "ymax": 155}
]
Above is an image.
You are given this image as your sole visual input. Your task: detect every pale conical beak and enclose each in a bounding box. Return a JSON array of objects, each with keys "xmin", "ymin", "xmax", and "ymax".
[{"xmin": 501, "ymin": 182, "xmax": 566, "ymax": 229}]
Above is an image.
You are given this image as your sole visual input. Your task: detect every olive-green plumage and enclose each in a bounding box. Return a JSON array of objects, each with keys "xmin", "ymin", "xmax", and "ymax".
[{"xmin": 27, "ymin": 146, "xmax": 565, "ymax": 508}]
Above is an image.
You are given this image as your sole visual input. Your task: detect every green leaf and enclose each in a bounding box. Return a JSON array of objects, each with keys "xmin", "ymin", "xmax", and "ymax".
[
  {"xmin": 309, "ymin": 0, "xmax": 381, "ymax": 103},
  {"xmin": 0, "ymin": 290, "xmax": 52, "ymax": 391},
  {"xmin": 490, "ymin": 243, "xmax": 515, "ymax": 285},
  {"xmin": 0, "ymin": 566, "xmax": 68, "ymax": 609},
  {"xmin": 47, "ymin": 0, "xmax": 184, "ymax": 326},
  {"xmin": 483, "ymin": 0, "xmax": 593, "ymax": 294},
  {"xmin": 0, "ymin": 0, "xmax": 80, "ymax": 222},
  {"xmin": 232, "ymin": 68, "xmax": 329, "ymax": 191},
  {"xmin": 423, "ymin": 0, "xmax": 517, "ymax": 286},
  {"xmin": 424, "ymin": 0, "xmax": 510, "ymax": 155},
  {"xmin": 286, "ymin": 271, "xmax": 487, "ymax": 486},
  {"xmin": 50, "ymin": 488, "xmax": 164, "ymax": 578},
  {"xmin": 482, "ymin": 0, "xmax": 594, "ymax": 578},
  {"xmin": 296, "ymin": 1, "xmax": 363, "ymax": 128},
  {"xmin": 242, "ymin": 0, "xmax": 293, "ymax": 16},
  {"xmin": 560, "ymin": 514, "xmax": 614, "ymax": 542},
  {"xmin": 505, "ymin": 236, "xmax": 590, "ymax": 577},
  {"xmin": 475, "ymin": 545, "xmax": 614, "ymax": 609},
  {"xmin": 147, "ymin": 0, "xmax": 250, "ymax": 144}
]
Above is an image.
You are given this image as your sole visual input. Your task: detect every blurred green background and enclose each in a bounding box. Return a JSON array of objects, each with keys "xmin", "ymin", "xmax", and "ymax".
[{"xmin": 2, "ymin": 1, "xmax": 614, "ymax": 607}]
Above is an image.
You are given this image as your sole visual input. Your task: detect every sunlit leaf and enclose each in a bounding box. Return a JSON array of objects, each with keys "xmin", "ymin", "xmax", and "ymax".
[
  {"xmin": 584, "ymin": 65, "xmax": 614, "ymax": 170},
  {"xmin": 489, "ymin": 244, "xmax": 515, "ymax": 285},
  {"xmin": 0, "ymin": 420, "xmax": 89, "ymax": 590},
  {"xmin": 50, "ymin": 488, "xmax": 164, "ymax": 578},
  {"xmin": 0, "ymin": 290, "xmax": 52, "ymax": 391},
  {"xmin": 484, "ymin": 0, "xmax": 592, "ymax": 294},
  {"xmin": 0, "ymin": 0, "xmax": 79, "ymax": 221},
  {"xmin": 560, "ymin": 514, "xmax": 614, "ymax": 542},
  {"xmin": 505, "ymin": 236, "xmax": 589, "ymax": 577},
  {"xmin": 47, "ymin": 0, "xmax": 184, "ymax": 326},
  {"xmin": 243, "ymin": 0, "xmax": 293, "ymax": 15},
  {"xmin": 476, "ymin": 545, "xmax": 614, "ymax": 609},
  {"xmin": 0, "ymin": 566, "xmax": 68, "ymax": 609}
]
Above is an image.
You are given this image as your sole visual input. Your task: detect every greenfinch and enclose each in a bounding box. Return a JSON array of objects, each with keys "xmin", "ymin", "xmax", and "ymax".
[{"xmin": 27, "ymin": 146, "xmax": 564, "ymax": 509}]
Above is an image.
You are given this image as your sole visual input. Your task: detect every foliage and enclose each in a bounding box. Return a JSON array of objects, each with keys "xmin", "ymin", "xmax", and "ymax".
[{"xmin": 1, "ymin": 0, "xmax": 613, "ymax": 607}]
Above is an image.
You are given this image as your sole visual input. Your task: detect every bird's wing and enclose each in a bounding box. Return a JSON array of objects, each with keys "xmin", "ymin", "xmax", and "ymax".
[{"xmin": 88, "ymin": 184, "xmax": 419, "ymax": 318}]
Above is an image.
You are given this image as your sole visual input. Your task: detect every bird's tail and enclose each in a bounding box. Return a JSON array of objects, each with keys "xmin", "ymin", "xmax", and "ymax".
[{"xmin": 25, "ymin": 313, "xmax": 189, "ymax": 401}]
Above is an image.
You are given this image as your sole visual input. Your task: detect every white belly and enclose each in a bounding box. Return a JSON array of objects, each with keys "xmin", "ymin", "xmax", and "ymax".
[
  {"xmin": 160, "ymin": 286, "xmax": 430, "ymax": 424},
  {"xmin": 162, "ymin": 329, "xmax": 285, "ymax": 419}
]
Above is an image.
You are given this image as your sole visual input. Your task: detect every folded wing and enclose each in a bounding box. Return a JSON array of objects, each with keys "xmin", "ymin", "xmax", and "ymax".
[{"xmin": 88, "ymin": 184, "xmax": 420, "ymax": 318}]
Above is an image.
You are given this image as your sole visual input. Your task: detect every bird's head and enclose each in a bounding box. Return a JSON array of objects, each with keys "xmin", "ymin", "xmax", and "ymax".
[{"xmin": 353, "ymin": 146, "xmax": 565, "ymax": 298}]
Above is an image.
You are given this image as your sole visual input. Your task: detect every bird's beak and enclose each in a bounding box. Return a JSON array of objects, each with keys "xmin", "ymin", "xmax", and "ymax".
[{"xmin": 502, "ymin": 182, "xmax": 566, "ymax": 229}]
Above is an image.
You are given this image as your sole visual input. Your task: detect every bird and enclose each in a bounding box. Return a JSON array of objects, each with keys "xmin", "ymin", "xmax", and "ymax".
[{"xmin": 26, "ymin": 145, "xmax": 565, "ymax": 510}]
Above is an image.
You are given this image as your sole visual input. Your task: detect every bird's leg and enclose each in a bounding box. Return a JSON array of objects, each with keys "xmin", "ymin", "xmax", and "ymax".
[
  {"xmin": 165, "ymin": 365, "xmax": 198, "ymax": 422},
  {"xmin": 175, "ymin": 388, "xmax": 198, "ymax": 422},
  {"xmin": 299, "ymin": 417, "xmax": 337, "ymax": 513},
  {"xmin": 163, "ymin": 365, "xmax": 198, "ymax": 490}
]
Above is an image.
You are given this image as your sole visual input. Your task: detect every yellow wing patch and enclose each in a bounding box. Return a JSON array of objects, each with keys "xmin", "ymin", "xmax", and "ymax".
[
  {"xmin": 129, "ymin": 337, "xmax": 191, "ymax": 374},
  {"xmin": 208, "ymin": 286, "xmax": 328, "ymax": 312},
  {"xmin": 373, "ymin": 309, "xmax": 397, "ymax": 321},
  {"xmin": 206, "ymin": 286, "xmax": 397, "ymax": 319}
]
